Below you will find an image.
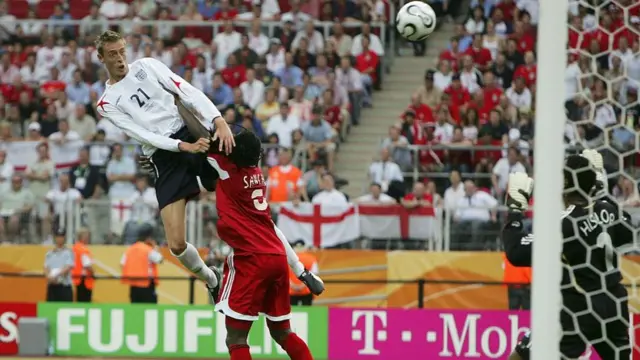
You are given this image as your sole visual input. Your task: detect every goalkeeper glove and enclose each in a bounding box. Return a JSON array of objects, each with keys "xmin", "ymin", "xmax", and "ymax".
[
  {"xmin": 298, "ymin": 269, "xmax": 325, "ymax": 296},
  {"xmin": 506, "ymin": 172, "xmax": 534, "ymax": 212},
  {"xmin": 581, "ymin": 149, "xmax": 605, "ymax": 192}
]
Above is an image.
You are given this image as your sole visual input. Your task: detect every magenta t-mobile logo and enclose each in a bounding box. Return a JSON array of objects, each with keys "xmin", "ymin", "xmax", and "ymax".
[{"xmin": 350, "ymin": 310, "xmax": 388, "ymax": 355}]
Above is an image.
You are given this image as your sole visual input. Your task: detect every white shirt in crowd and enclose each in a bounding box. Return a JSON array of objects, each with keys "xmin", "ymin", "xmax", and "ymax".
[
  {"xmin": 266, "ymin": 49, "xmax": 286, "ymax": 73},
  {"xmin": 129, "ymin": 187, "xmax": 159, "ymax": 224},
  {"xmin": 240, "ymin": 79, "xmax": 265, "ymax": 109},
  {"xmin": 434, "ymin": 71, "xmax": 452, "ymax": 91},
  {"xmin": 492, "ymin": 158, "xmax": 527, "ymax": 191},
  {"xmin": 0, "ymin": 161, "xmax": 14, "ymax": 192},
  {"xmin": 465, "ymin": 18, "xmax": 485, "ymax": 34},
  {"xmin": 213, "ymin": 31, "xmax": 241, "ymax": 69},
  {"xmin": 443, "ymin": 182, "xmax": 465, "ymax": 211},
  {"xmin": 266, "ymin": 114, "xmax": 300, "ymax": 148},
  {"xmin": 355, "ymin": 193, "xmax": 395, "ymax": 204},
  {"xmin": 106, "ymin": 156, "xmax": 137, "ymax": 199},
  {"xmin": 351, "ymin": 33, "xmax": 385, "ymax": 56},
  {"xmin": 505, "ymin": 87, "xmax": 532, "ymax": 109},
  {"xmin": 609, "ymin": 48, "xmax": 634, "ymax": 69},
  {"xmin": 434, "ymin": 122, "xmax": 454, "ymax": 143},
  {"xmin": 99, "ymin": 0, "xmax": 129, "ymax": 18},
  {"xmin": 248, "ymin": 32, "xmax": 270, "ymax": 56},
  {"xmin": 460, "ymin": 70, "xmax": 482, "ymax": 93},
  {"xmin": 192, "ymin": 67, "xmax": 214, "ymax": 92},
  {"xmin": 593, "ymin": 103, "xmax": 617, "ymax": 130},
  {"xmin": 0, "ymin": 64, "xmax": 19, "ymax": 83},
  {"xmin": 58, "ymin": 63, "xmax": 77, "ymax": 84},
  {"xmin": 96, "ymin": 57, "xmax": 221, "ymax": 156},
  {"xmin": 281, "ymin": 12, "xmax": 311, "ymax": 31},
  {"xmin": 454, "ymin": 191, "xmax": 498, "ymax": 222},
  {"xmin": 46, "ymin": 187, "xmax": 82, "ymax": 216},
  {"xmin": 291, "ymin": 31, "xmax": 325, "ymax": 55},
  {"xmin": 312, "ymin": 189, "xmax": 348, "ymax": 205},
  {"xmin": 49, "ymin": 130, "xmax": 82, "ymax": 143},
  {"xmin": 517, "ymin": 0, "xmax": 539, "ymax": 24},
  {"xmin": 564, "ymin": 61, "xmax": 581, "ymax": 101},
  {"xmin": 36, "ymin": 46, "xmax": 63, "ymax": 70},
  {"xmin": 368, "ymin": 160, "xmax": 403, "ymax": 192}
]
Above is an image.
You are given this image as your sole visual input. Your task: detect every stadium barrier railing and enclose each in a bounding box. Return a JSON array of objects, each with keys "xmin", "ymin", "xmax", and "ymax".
[{"xmin": 0, "ymin": 272, "xmax": 530, "ymax": 308}]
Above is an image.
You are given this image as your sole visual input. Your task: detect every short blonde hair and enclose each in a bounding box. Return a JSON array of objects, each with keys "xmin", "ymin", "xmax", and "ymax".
[{"xmin": 95, "ymin": 30, "xmax": 124, "ymax": 56}]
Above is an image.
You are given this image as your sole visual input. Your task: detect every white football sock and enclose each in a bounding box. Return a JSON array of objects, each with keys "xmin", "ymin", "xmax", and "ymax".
[{"xmin": 171, "ymin": 242, "xmax": 218, "ymax": 288}]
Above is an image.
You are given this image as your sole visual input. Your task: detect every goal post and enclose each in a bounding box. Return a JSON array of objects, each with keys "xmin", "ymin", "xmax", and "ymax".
[{"xmin": 531, "ymin": 0, "xmax": 568, "ymax": 358}]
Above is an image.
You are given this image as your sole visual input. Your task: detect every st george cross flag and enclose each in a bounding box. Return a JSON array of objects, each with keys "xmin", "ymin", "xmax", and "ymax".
[
  {"xmin": 4, "ymin": 140, "xmax": 84, "ymax": 172},
  {"xmin": 358, "ymin": 204, "xmax": 437, "ymax": 240},
  {"xmin": 277, "ymin": 202, "xmax": 359, "ymax": 248},
  {"xmin": 111, "ymin": 198, "xmax": 133, "ymax": 236}
]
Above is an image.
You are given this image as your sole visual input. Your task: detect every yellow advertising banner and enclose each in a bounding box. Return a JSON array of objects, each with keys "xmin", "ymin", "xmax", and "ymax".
[{"xmin": 1, "ymin": 246, "xmax": 639, "ymax": 310}]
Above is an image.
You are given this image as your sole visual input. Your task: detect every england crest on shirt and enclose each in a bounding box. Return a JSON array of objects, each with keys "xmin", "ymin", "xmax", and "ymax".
[{"xmin": 135, "ymin": 69, "xmax": 147, "ymax": 81}]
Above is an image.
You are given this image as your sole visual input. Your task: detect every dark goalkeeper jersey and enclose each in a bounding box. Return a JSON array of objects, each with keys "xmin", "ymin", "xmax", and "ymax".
[{"xmin": 502, "ymin": 200, "xmax": 634, "ymax": 295}]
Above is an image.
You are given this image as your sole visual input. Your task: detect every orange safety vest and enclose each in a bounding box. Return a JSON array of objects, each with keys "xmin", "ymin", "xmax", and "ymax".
[
  {"xmin": 72, "ymin": 243, "xmax": 95, "ymax": 289},
  {"xmin": 289, "ymin": 252, "xmax": 318, "ymax": 296},
  {"xmin": 502, "ymin": 253, "xmax": 532, "ymax": 287},
  {"xmin": 268, "ymin": 166, "xmax": 302, "ymax": 202},
  {"xmin": 121, "ymin": 242, "xmax": 159, "ymax": 288}
]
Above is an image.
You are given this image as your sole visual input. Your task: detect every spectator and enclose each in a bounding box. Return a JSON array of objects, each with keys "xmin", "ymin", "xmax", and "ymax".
[
  {"xmin": 70, "ymin": 147, "xmax": 107, "ymax": 200},
  {"xmin": 289, "ymin": 86, "xmax": 313, "ymax": 122},
  {"xmin": 100, "ymin": 0, "xmax": 129, "ymax": 19},
  {"xmin": 302, "ymin": 72, "xmax": 322, "ymax": 101},
  {"xmin": 122, "ymin": 174, "xmax": 158, "ymax": 244},
  {"xmin": 263, "ymin": 134, "xmax": 281, "ymax": 168},
  {"xmin": 57, "ymin": 53, "xmax": 77, "ymax": 84},
  {"xmin": 368, "ymin": 148, "xmax": 404, "ymax": 194},
  {"xmin": 354, "ymin": 37, "xmax": 379, "ymax": 107},
  {"xmin": 266, "ymin": 39, "xmax": 286, "ymax": 73},
  {"xmin": 328, "ymin": 23, "xmax": 353, "ymax": 57},
  {"xmin": 49, "ymin": 4, "xmax": 73, "ymax": 39},
  {"xmin": 491, "ymin": 146, "xmax": 527, "ymax": 200},
  {"xmin": 66, "ymin": 70, "xmax": 91, "ymax": 106},
  {"xmin": 207, "ymin": 73, "xmax": 234, "ymax": 107},
  {"xmin": 416, "ymin": 70, "xmax": 443, "ymax": 109},
  {"xmin": 213, "ymin": 20, "xmax": 241, "ymax": 69},
  {"xmin": 356, "ymin": 183, "xmax": 396, "ymax": 204},
  {"xmin": 79, "ymin": 4, "xmax": 108, "ymax": 42},
  {"xmin": 0, "ymin": 52, "xmax": 19, "ymax": 83},
  {"xmin": 276, "ymin": 52, "xmax": 304, "ymax": 89},
  {"xmin": 266, "ymin": 102, "xmax": 300, "ymax": 148},
  {"xmin": 240, "ymin": 68, "xmax": 266, "ymax": 109},
  {"xmin": 292, "ymin": 38, "xmax": 316, "ymax": 71},
  {"xmin": 434, "ymin": 108, "xmax": 455, "ymax": 144},
  {"xmin": 46, "ymin": 173, "xmax": 82, "ymax": 235},
  {"xmin": 302, "ymin": 106, "xmax": 336, "ymax": 172},
  {"xmin": 335, "ymin": 56, "xmax": 364, "ymax": 124},
  {"xmin": 465, "ymin": 6, "xmax": 487, "ymax": 34},
  {"xmin": 0, "ymin": 150, "xmax": 14, "ymax": 192},
  {"xmin": 434, "ymin": 61, "xmax": 453, "ymax": 91},
  {"xmin": 54, "ymin": 91, "xmax": 76, "ymax": 121},
  {"xmin": 266, "ymin": 149, "xmax": 304, "ymax": 203},
  {"xmin": 0, "ymin": 175, "xmax": 34, "ymax": 244},
  {"xmin": 88, "ymin": 130, "xmax": 112, "ymax": 167},
  {"xmin": 308, "ymin": 54, "xmax": 331, "ymax": 88},
  {"xmin": 483, "ymin": 21, "xmax": 501, "ymax": 60},
  {"xmin": 106, "ymin": 143, "xmax": 137, "ymax": 200},
  {"xmin": 213, "ymin": 0, "xmax": 239, "ymax": 20},
  {"xmin": 504, "ymin": 39, "xmax": 524, "ymax": 69},
  {"xmin": 452, "ymin": 180, "xmax": 498, "ymax": 250},
  {"xmin": 444, "ymin": 170, "xmax": 465, "ymax": 210},
  {"xmin": 459, "ymin": 55, "xmax": 483, "ymax": 93},
  {"xmin": 282, "ymin": 1, "xmax": 311, "ymax": 31},
  {"xmin": 25, "ymin": 122, "xmax": 44, "ymax": 141},
  {"xmin": 271, "ymin": 76, "xmax": 291, "ymax": 102},
  {"xmin": 274, "ymin": 17, "xmax": 297, "ymax": 51},
  {"xmin": 36, "ymin": 35, "xmax": 61, "ymax": 71},
  {"xmin": 233, "ymin": 34, "xmax": 260, "ymax": 68},
  {"xmin": 401, "ymin": 182, "xmax": 432, "ymax": 209},
  {"xmin": 25, "ymin": 143, "xmax": 55, "ymax": 241},
  {"xmin": 292, "ymin": 20, "xmax": 324, "ymax": 55},
  {"xmin": 491, "ymin": 53, "xmax": 514, "ymax": 89},
  {"xmin": 312, "ymin": 174, "xmax": 348, "ymax": 204},
  {"xmin": 301, "ymin": 160, "xmax": 327, "ymax": 200},
  {"xmin": 255, "ymin": 88, "xmax": 281, "ymax": 124},
  {"xmin": 505, "ymin": 76, "xmax": 532, "ymax": 110},
  {"xmin": 20, "ymin": 53, "xmax": 44, "ymax": 85},
  {"xmin": 49, "ymin": 119, "xmax": 81, "ymax": 144},
  {"xmin": 247, "ymin": 20, "xmax": 270, "ymax": 56},
  {"xmin": 381, "ymin": 125, "xmax": 411, "ymax": 170},
  {"xmin": 351, "ymin": 23, "xmax": 384, "ymax": 56}
]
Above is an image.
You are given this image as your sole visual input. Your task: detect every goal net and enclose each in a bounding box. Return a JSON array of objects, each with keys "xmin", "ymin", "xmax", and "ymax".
[{"xmin": 532, "ymin": 0, "xmax": 640, "ymax": 359}]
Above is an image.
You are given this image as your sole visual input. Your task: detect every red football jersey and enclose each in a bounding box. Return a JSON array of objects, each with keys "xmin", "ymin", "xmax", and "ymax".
[{"xmin": 207, "ymin": 153, "xmax": 285, "ymax": 256}]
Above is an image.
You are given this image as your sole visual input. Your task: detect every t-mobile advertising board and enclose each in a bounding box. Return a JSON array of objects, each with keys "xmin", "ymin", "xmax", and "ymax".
[{"xmin": 328, "ymin": 308, "xmax": 614, "ymax": 360}]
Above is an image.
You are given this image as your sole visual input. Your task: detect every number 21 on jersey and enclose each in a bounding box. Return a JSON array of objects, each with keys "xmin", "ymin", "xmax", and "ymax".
[{"xmin": 130, "ymin": 88, "xmax": 151, "ymax": 107}]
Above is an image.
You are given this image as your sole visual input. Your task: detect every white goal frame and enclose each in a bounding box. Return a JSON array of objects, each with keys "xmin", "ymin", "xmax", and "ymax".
[{"xmin": 531, "ymin": 0, "xmax": 569, "ymax": 358}]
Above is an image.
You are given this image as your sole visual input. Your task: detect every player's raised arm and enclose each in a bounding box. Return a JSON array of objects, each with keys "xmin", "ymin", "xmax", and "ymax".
[
  {"xmin": 501, "ymin": 172, "xmax": 535, "ymax": 267},
  {"xmin": 97, "ymin": 102, "xmax": 181, "ymax": 152}
]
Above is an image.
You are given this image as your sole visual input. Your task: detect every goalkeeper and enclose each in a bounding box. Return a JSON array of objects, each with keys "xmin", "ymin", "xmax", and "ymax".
[{"xmin": 502, "ymin": 152, "xmax": 633, "ymax": 360}]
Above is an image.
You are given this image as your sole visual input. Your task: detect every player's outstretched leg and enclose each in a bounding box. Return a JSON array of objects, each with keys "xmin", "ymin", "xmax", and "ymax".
[
  {"xmin": 225, "ymin": 317, "xmax": 253, "ymax": 360},
  {"xmin": 267, "ymin": 319, "xmax": 313, "ymax": 360},
  {"xmin": 161, "ymin": 199, "xmax": 220, "ymax": 300}
]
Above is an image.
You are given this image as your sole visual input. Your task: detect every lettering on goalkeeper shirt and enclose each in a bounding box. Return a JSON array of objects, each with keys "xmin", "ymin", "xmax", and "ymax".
[
  {"xmin": 243, "ymin": 173, "xmax": 265, "ymax": 189},
  {"xmin": 579, "ymin": 209, "xmax": 615, "ymax": 237}
]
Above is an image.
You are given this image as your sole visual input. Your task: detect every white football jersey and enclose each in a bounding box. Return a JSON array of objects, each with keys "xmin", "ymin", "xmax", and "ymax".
[{"xmin": 96, "ymin": 57, "xmax": 221, "ymax": 156}]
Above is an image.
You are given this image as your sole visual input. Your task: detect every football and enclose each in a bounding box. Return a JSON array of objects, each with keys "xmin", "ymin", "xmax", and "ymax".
[{"xmin": 395, "ymin": 1, "xmax": 437, "ymax": 42}]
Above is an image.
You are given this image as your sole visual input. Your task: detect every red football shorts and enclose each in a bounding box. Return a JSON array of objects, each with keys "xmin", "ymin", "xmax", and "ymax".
[{"xmin": 216, "ymin": 252, "xmax": 291, "ymax": 322}]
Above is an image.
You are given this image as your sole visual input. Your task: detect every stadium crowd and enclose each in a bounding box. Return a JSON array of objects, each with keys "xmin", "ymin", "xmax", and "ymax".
[
  {"xmin": 362, "ymin": 0, "xmax": 640, "ymax": 250},
  {"xmin": 0, "ymin": 0, "xmax": 393, "ymax": 244}
]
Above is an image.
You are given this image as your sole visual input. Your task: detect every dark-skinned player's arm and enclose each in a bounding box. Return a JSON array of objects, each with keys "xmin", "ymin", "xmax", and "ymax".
[
  {"xmin": 140, "ymin": 57, "xmax": 235, "ymax": 153},
  {"xmin": 501, "ymin": 172, "xmax": 534, "ymax": 267}
]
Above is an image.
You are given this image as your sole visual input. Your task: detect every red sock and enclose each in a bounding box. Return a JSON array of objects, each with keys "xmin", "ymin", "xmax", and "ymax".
[
  {"xmin": 229, "ymin": 344, "xmax": 252, "ymax": 360},
  {"xmin": 282, "ymin": 333, "xmax": 313, "ymax": 360}
]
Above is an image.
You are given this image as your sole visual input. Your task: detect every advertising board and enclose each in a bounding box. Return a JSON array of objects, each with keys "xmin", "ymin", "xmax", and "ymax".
[{"xmin": 0, "ymin": 302, "xmax": 38, "ymax": 355}]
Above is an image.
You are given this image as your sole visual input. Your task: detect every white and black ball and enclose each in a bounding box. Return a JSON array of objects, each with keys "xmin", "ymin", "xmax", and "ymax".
[{"xmin": 396, "ymin": 1, "xmax": 437, "ymax": 42}]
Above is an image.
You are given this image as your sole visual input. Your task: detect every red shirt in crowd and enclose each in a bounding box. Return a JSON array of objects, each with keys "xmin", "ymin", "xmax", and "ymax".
[
  {"xmin": 439, "ymin": 49, "xmax": 460, "ymax": 72},
  {"xmin": 408, "ymin": 103, "xmax": 434, "ymax": 124},
  {"xmin": 464, "ymin": 46, "xmax": 493, "ymax": 70},
  {"xmin": 1, "ymin": 84, "xmax": 33, "ymax": 104},
  {"xmin": 483, "ymin": 86, "xmax": 503, "ymax": 109},
  {"xmin": 10, "ymin": 51, "xmax": 28, "ymax": 66},
  {"xmin": 402, "ymin": 192, "xmax": 436, "ymax": 216},
  {"xmin": 355, "ymin": 50, "xmax": 379, "ymax": 83},
  {"xmin": 180, "ymin": 52, "xmax": 198, "ymax": 68},
  {"xmin": 220, "ymin": 65, "xmax": 247, "ymax": 88},
  {"xmin": 495, "ymin": 0, "xmax": 517, "ymax": 22},
  {"xmin": 583, "ymin": 28, "xmax": 611, "ymax": 52},
  {"xmin": 512, "ymin": 32, "xmax": 536, "ymax": 53},
  {"xmin": 513, "ymin": 64, "xmax": 537, "ymax": 88},
  {"xmin": 467, "ymin": 101, "xmax": 492, "ymax": 125},
  {"xmin": 568, "ymin": 28, "xmax": 584, "ymax": 49},
  {"xmin": 213, "ymin": 9, "xmax": 238, "ymax": 20},
  {"xmin": 324, "ymin": 105, "xmax": 342, "ymax": 127},
  {"xmin": 444, "ymin": 85, "xmax": 471, "ymax": 107}
]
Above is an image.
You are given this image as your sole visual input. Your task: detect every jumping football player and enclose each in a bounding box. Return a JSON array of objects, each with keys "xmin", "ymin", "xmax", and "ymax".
[
  {"xmin": 206, "ymin": 130, "xmax": 324, "ymax": 360},
  {"xmin": 94, "ymin": 30, "xmax": 233, "ymax": 299},
  {"xmin": 502, "ymin": 154, "xmax": 633, "ymax": 360}
]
